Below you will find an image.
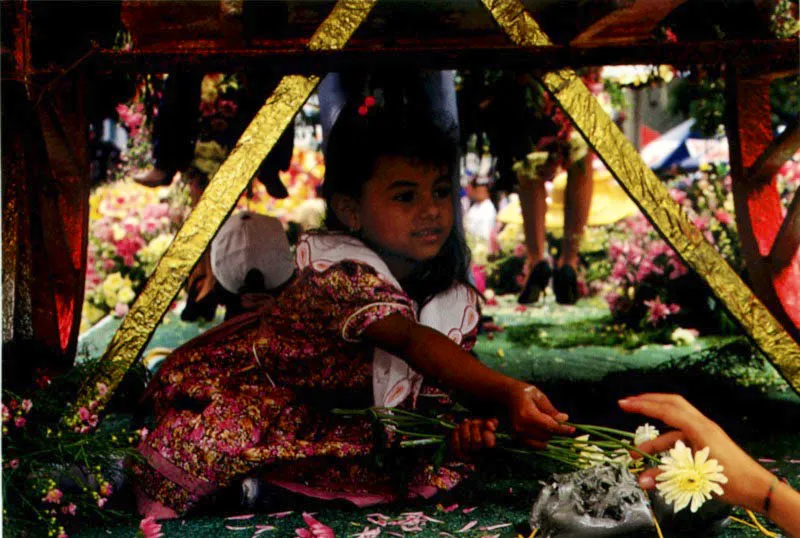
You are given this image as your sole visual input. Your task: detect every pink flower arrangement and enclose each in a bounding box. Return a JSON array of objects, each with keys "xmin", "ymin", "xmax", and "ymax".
[
  {"xmin": 116, "ymin": 103, "xmax": 145, "ymax": 139},
  {"xmin": 82, "ymin": 179, "xmax": 191, "ymax": 329}
]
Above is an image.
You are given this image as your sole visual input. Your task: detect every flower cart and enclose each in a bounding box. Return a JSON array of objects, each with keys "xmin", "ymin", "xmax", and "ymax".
[{"xmin": 2, "ymin": 0, "xmax": 799, "ymax": 408}]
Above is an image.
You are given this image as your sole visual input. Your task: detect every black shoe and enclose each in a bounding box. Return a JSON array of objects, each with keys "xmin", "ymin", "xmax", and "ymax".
[
  {"xmin": 518, "ymin": 261, "xmax": 552, "ymax": 305},
  {"xmin": 553, "ymin": 265, "xmax": 579, "ymax": 305}
]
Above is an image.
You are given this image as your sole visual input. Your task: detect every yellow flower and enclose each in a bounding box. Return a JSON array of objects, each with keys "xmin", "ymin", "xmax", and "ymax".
[
  {"xmin": 656, "ymin": 440, "xmax": 728, "ymax": 513},
  {"xmin": 111, "ymin": 224, "xmax": 126, "ymax": 242},
  {"xmin": 102, "ymin": 273, "xmax": 131, "ymax": 307},
  {"xmin": 117, "ymin": 285, "xmax": 136, "ymax": 305}
]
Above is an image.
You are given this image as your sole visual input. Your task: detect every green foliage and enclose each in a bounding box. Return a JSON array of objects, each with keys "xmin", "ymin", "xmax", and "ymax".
[
  {"xmin": 2, "ymin": 358, "xmax": 145, "ymax": 537},
  {"xmin": 505, "ymin": 319, "xmax": 673, "ymax": 350},
  {"xmin": 668, "ymin": 75, "xmax": 799, "ymax": 137}
]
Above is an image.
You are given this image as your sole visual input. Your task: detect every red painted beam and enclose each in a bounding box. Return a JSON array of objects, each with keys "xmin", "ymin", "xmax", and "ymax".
[
  {"xmin": 770, "ymin": 190, "xmax": 800, "ymax": 268},
  {"xmin": 747, "ymin": 120, "xmax": 800, "ymax": 185},
  {"xmin": 726, "ymin": 69, "xmax": 800, "ymax": 337}
]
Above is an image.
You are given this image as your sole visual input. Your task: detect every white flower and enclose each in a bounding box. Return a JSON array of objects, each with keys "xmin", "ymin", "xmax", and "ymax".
[
  {"xmin": 656, "ymin": 440, "xmax": 728, "ymax": 513},
  {"xmin": 573, "ymin": 436, "xmax": 608, "ymax": 468},
  {"xmin": 671, "ymin": 327, "xmax": 699, "ymax": 346},
  {"xmin": 634, "ymin": 423, "xmax": 660, "ymax": 447}
]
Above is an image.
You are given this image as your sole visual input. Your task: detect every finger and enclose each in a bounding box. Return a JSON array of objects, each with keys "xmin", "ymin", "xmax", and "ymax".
[
  {"xmin": 618, "ymin": 396, "xmax": 698, "ymax": 433},
  {"xmin": 470, "ymin": 420, "xmax": 483, "ymax": 452},
  {"xmin": 525, "ymin": 386, "xmax": 559, "ymax": 416},
  {"xmin": 460, "ymin": 421, "xmax": 472, "ymax": 450},
  {"xmin": 637, "ymin": 468, "xmax": 662, "ymax": 490},
  {"xmin": 634, "ymin": 431, "xmax": 686, "ymax": 458},
  {"xmin": 482, "ymin": 429, "xmax": 496, "ymax": 449},
  {"xmin": 450, "ymin": 429, "xmax": 461, "ymax": 458},
  {"xmin": 520, "ymin": 408, "xmax": 574, "ymax": 436}
]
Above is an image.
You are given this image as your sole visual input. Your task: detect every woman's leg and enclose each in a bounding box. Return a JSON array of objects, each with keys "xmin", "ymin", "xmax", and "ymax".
[
  {"xmin": 559, "ymin": 154, "xmax": 593, "ymax": 269},
  {"xmin": 518, "ymin": 177, "xmax": 548, "ymax": 269}
]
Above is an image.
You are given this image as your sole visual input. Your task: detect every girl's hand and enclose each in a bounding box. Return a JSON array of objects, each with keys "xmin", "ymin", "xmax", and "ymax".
[
  {"xmin": 449, "ymin": 418, "xmax": 499, "ymax": 460},
  {"xmin": 619, "ymin": 393, "xmax": 775, "ymax": 511},
  {"xmin": 505, "ymin": 383, "xmax": 573, "ymax": 449}
]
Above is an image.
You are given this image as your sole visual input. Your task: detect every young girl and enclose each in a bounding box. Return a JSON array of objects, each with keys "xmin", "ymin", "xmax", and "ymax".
[{"xmin": 133, "ymin": 101, "xmax": 573, "ymax": 519}]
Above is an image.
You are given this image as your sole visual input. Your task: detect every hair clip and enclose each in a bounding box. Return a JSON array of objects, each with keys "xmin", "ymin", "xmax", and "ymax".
[{"xmin": 358, "ymin": 95, "xmax": 377, "ymax": 116}]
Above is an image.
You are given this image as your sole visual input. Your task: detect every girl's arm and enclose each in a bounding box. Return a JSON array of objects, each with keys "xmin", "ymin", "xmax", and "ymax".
[{"xmin": 362, "ymin": 313, "xmax": 574, "ymax": 445}]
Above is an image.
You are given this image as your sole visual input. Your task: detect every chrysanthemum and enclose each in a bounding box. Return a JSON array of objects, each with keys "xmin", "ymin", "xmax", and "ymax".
[{"xmin": 656, "ymin": 440, "xmax": 728, "ymax": 513}]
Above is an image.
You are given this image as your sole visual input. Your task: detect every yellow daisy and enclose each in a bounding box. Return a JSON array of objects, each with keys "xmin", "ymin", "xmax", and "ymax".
[{"xmin": 656, "ymin": 440, "xmax": 728, "ymax": 513}]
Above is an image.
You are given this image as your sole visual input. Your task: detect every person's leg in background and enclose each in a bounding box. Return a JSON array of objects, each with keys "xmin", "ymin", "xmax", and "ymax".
[
  {"xmin": 517, "ymin": 173, "xmax": 554, "ymax": 305},
  {"xmin": 135, "ymin": 70, "xmax": 203, "ymax": 187},
  {"xmin": 553, "ymin": 153, "xmax": 593, "ymax": 305}
]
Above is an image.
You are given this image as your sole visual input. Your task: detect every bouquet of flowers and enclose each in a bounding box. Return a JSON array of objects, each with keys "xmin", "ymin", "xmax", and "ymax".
[{"xmin": 334, "ymin": 407, "xmax": 728, "ymax": 519}]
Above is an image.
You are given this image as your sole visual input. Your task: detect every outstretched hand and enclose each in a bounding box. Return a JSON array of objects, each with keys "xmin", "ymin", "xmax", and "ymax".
[
  {"xmin": 505, "ymin": 383, "xmax": 574, "ymax": 449},
  {"xmin": 619, "ymin": 393, "xmax": 774, "ymax": 511}
]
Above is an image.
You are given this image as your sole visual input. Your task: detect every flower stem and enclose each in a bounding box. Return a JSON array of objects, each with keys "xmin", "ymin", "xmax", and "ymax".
[
  {"xmin": 567, "ymin": 423, "xmax": 635, "ymax": 439},
  {"xmin": 567, "ymin": 423, "xmax": 660, "ymax": 465}
]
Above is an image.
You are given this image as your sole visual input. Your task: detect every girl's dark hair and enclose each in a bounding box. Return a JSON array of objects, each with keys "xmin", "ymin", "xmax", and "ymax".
[{"xmin": 322, "ymin": 102, "xmax": 471, "ymax": 305}]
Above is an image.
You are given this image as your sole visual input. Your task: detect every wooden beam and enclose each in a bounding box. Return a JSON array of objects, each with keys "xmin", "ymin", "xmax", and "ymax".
[
  {"xmin": 747, "ymin": 120, "xmax": 800, "ymax": 185},
  {"xmin": 571, "ymin": 0, "xmax": 687, "ymax": 46},
  {"xmin": 770, "ymin": 190, "xmax": 800, "ymax": 268},
  {"xmin": 72, "ymin": 39, "xmax": 799, "ymax": 75}
]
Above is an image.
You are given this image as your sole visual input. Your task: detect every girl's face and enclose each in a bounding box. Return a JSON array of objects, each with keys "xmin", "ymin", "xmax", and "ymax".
[{"xmin": 344, "ymin": 155, "xmax": 454, "ymax": 277}]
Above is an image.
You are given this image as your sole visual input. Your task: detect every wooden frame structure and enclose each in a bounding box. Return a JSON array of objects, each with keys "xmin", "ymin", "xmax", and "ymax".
[{"xmin": 2, "ymin": 0, "xmax": 798, "ymax": 420}]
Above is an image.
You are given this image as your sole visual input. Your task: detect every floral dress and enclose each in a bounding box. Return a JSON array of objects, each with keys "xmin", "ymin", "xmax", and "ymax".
[{"xmin": 134, "ymin": 234, "xmax": 480, "ymax": 517}]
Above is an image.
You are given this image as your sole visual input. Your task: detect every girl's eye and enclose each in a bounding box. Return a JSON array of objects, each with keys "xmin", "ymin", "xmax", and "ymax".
[
  {"xmin": 433, "ymin": 187, "xmax": 452, "ymax": 200},
  {"xmin": 393, "ymin": 192, "xmax": 415, "ymax": 203}
]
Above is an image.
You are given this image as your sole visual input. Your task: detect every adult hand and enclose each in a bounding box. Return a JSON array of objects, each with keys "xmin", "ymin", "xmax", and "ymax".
[
  {"xmin": 505, "ymin": 383, "xmax": 573, "ymax": 449},
  {"xmin": 619, "ymin": 393, "xmax": 774, "ymax": 512}
]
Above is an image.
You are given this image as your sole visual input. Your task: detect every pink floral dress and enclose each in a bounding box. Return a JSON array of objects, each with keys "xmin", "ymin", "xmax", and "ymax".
[{"xmin": 134, "ymin": 234, "xmax": 479, "ymax": 517}]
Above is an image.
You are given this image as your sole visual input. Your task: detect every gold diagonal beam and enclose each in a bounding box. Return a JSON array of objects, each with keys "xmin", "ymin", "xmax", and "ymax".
[
  {"xmin": 481, "ymin": 0, "xmax": 800, "ymax": 392},
  {"xmin": 70, "ymin": 0, "xmax": 379, "ymax": 422}
]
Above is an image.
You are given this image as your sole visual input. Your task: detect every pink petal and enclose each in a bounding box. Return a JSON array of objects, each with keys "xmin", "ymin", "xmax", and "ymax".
[
  {"xmin": 443, "ymin": 504, "xmax": 459, "ymax": 513},
  {"xmin": 462, "ymin": 507, "xmax": 477, "ymax": 514},
  {"xmin": 227, "ymin": 514, "xmax": 256, "ymax": 520},
  {"xmin": 481, "ymin": 523, "xmax": 512, "ymax": 531},
  {"xmin": 225, "ymin": 525, "xmax": 253, "ymax": 531},
  {"xmin": 295, "ymin": 530, "xmax": 312, "ymax": 538},
  {"xmin": 255, "ymin": 525, "xmax": 275, "ymax": 531},
  {"xmin": 758, "ymin": 458, "xmax": 776, "ymax": 463},
  {"xmin": 423, "ymin": 515, "xmax": 444, "ymax": 523},
  {"xmin": 457, "ymin": 521, "xmax": 478, "ymax": 533},
  {"xmin": 269, "ymin": 511, "xmax": 294, "ymax": 518}
]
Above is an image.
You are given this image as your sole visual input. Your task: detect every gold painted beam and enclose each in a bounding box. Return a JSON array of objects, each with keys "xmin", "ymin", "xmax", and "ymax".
[
  {"xmin": 481, "ymin": 0, "xmax": 800, "ymax": 392},
  {"xmin": 69, "ymin": 0, "xmax": 379, "ymax": 424}
]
